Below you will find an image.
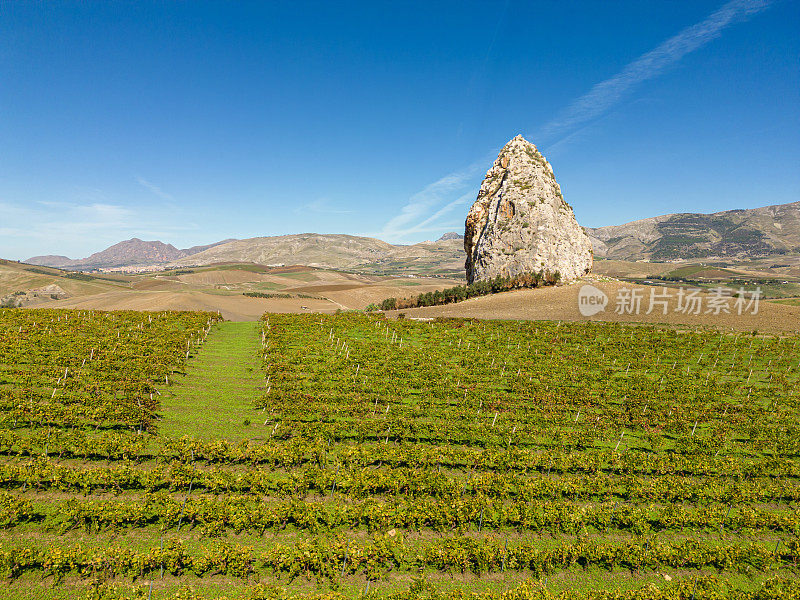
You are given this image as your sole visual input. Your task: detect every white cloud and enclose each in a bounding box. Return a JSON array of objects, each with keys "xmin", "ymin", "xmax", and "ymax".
[
  {"xmin": 384, "ymin": 191, "xmax": 476, "ymax": 240},
  {"xmin": 0, "ymin": 199, "xmax": 198, "ymax": 260},
  {"xmin": 377, "ymin": 153, "xmax": 495, "ymax": 242},
  {"xmin": 379, "ymin": 0, "xmax": 773, "ymax": 244},
  {"xmin": 540, "ymin": 0, "xmax": 772, "ymax": 142},
  {"xmin": 136, "ymin": 177, "xmax": 174, "ymax": 201}
]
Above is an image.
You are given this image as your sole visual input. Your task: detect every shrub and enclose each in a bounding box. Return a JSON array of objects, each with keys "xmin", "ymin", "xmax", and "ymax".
[
  {"xmin": 380, "ymin": 297, "xmax": 397, "ymax": 311},
  {"xmin": 370, "ymin": 269, "xmax": 561, "ymax": 312},
  {"xmin": 243, "ymin": 292, "xmax": 292, "ymax": 299}
]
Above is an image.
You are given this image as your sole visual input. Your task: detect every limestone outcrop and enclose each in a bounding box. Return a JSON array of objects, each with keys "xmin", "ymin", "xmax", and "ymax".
[{"xmin": 464, "ymin": 135, "xmax": 593, "ymax": 284}]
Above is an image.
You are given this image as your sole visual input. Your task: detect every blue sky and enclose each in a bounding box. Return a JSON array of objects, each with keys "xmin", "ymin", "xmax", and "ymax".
[{"xmin": 1, "ymin": 0, "xmax": 798, "ymax": 260}]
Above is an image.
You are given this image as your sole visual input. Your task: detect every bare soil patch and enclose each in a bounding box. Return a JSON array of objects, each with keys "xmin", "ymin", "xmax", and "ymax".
[
  {"xmin": 42, "ymin": 290, "xmax": 340, "ymax": 320},
  {"xmin": 386, "ymin": 278, "xmax": 800, "ymax": 333}
]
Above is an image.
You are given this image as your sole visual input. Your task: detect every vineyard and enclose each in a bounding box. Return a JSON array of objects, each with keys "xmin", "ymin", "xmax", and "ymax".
[{"xmin": 0, "ymin": 308, "xmax": 798, "ymax": 599}]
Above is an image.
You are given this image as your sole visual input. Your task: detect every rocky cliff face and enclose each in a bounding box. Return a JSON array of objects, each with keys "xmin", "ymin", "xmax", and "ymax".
[{"xmin": 464, "ymin": 135, "xmax": 593, "ymax": 284}]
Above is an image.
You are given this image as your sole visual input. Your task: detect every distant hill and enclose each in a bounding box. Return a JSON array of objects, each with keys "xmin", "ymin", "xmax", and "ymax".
[
  {"xmin": 181, "ymin": 239, "xmax": 237, "ymax": 256},
  {"xmin": 25, "ymin": 255, "xmax": 74, "ymax": 268},
  {"xmin": 173, "ymin": 234, "xmax": 395, "ymax": 268},
  {"xmin": 26, "ymin": 238, "xmax": 235, "ymax": 270},
  {"xmin": 24, "ymin": 234, "xmax": 465, "ymax": 276},
  {"xmin": 588, "ymin": 201, "xmax": 800, "ymax": 261},
  {"xmin": 23, "ymin": 201, "xmax": 799, "ymax": 273},
  {"xmin": 170, "ymin": 233, "xmax": 465, "ymax": 276}
]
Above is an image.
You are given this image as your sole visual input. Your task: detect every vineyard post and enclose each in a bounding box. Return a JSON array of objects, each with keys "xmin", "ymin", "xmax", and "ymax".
[
  {"xmin": 340, "ymin": 539, "xmax": 349, "ymax": 577},
  {"xmin": 721, "ymin": 504, "xmax": 731, "ymax": 531},
  {"xmin": 460, "ymin": 475, "xmax": 470, "ymax": 498},
  {"xmin": 160, "ymin": 536, "xmax": 163, "ymax": 578},
  {"xmin": 501, "ymin": 537, "xmax": 508, "ymax": 572},
  {"xmin": 177, "ymin": 479, "xmax": 194, "ymax": 530},
  {"xmin": 330, "ymin": 465, "xmax": 340, "ymax": 495}
]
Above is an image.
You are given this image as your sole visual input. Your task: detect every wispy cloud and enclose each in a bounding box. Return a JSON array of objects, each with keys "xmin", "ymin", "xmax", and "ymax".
[
  {"xmin": 540, "ymin": 0, "xmax": 772, "ymax": 141},
  {"xmin": 0, "ymin": 199, "xmax": 198, "ymax": 260},
  {"xmin": 379, "ymin": 0, "xmax": 773, "ymax": 243},
  {"xmin": 1, "ymin": 201, "xmax": 133, "ymax": 245},
  {"xmin": 377, "ymin": 153, "xmax": 495, "ymax": 242},
  {"xmin": 136, "ymin": 177, "xmax": 174, "ymax": 201}
]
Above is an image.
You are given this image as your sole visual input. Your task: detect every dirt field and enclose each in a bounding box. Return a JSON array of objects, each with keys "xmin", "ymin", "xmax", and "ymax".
[
  {"xmin": 7, "ymin": 258, "xmax": 799, "ymax": 331},
  {"xmin": 386, "ymin": 277, "xmax": 800, "ymax": 333},
  {"xmin": 26, "ymin": 276, "xmax": 464, "ymax": 318},
  {"xmin": 41, "ymin": 290, "xmax": 340, "ymax": 320},
  {"xmin": 3, "ymin": 260, "xmax": 460, "ymax": 318},
  {"xmin": 592, "ymin": 259, "xmax": 676, "ymax": 279},
  {"xmin": 293, "ymin": 278, "xmax": 462, "ymax": 309}
]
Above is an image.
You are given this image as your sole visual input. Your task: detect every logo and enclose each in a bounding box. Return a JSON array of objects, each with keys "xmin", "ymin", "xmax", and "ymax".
[{"xmin": 578, "ymin": 284, "xmax": 608, "ymax": 316}]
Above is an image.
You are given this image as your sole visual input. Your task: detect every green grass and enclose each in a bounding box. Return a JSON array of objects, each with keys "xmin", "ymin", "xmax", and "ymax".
[
  {"xmin": 664, "ymin": 264, "xmax": 706, "ymax": 277},
  {"xmin": 393, "ymin": 280, "xmax": 425, "ymax": 286},
  {"xmin": 770, "ymin": 298, "xmax": 800, "ymax": 306},
  {"xmin": 276, "ymin": 271, "xmax": 318, "ymax": 281},
  {"xmin": 691, "ymin": 281, "xmax": 800, "ymax": 299},
  {"xmin": 211, "ymin": 264, "xmax": 270, "ymax": 273},
  {"xmin": 250, "ymin": 281, "xmax": 288, "ymax": 291},
  {"xmin": 159, "ymin": 321, "xmax": 264, "ymax": 440}
]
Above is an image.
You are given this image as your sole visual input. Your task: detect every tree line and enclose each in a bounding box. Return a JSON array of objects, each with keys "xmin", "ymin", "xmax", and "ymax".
[{"xmin": 369, "ymin": 270, "xmax": 562, "ymax": 312}]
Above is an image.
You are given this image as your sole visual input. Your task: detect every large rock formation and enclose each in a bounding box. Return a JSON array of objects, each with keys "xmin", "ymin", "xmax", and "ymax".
[{"xmin": 464, "ymin": 135, "xmax": 593, "ymax": 284}]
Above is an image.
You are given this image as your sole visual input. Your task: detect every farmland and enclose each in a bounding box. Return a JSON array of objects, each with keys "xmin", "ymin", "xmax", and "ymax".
[
  {"xmin": 0, "ymin": 308, "xmax": 798, "ymax": 599},
  {"xmin": 0, "ymin": 259, "xmax": 464, "ymax": 319}
]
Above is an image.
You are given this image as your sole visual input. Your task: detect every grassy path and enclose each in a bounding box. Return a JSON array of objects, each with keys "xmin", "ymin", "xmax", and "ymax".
[{"xmin": 160, "ymin": 320, "xmax": 263, "ymax": 440}]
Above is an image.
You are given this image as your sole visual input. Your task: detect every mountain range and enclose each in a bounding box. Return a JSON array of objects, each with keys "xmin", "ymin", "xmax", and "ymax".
[
  {"xmin": 23, "ymin": 202, "xmax": 799, "ymax": 272},
  {"xmin": 26, "ymin": 239, "xmax": 235, "ymax": 270},
  {"xmin": 588, "ymin": 201, "xmax": 800, "ymax": 261},
  {"xmin": 25, "ymin": 233, "xmax": 466, "ymax": 275}
]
